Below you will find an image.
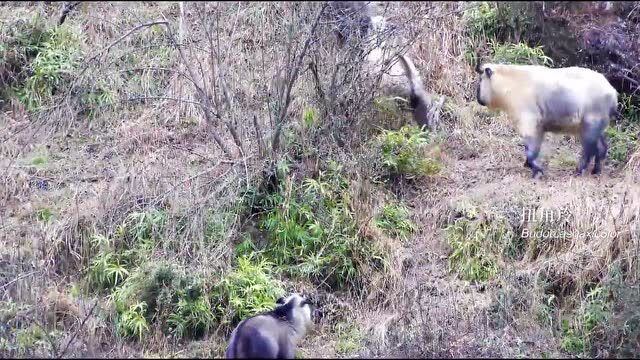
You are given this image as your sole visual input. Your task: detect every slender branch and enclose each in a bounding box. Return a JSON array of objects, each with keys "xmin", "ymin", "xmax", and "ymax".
[
  {"xmin": 64, "ymin": 21, "xmax": 170, "ymax": 101},
  {"xmin": 160, "ymin": 19, "xmax": 234, "ymax": 158},
  {"xmin": 0, "ymin": 271, "xmax": 40, "ymax": 291},
  {"xmin": 272, "ymin": 2, "xmax": 329, "ymax": 153},
  {"xmin": 57, "ymin": 300, "xmax": 98, "ymax": 359},
  {"xmin": 253, "ymin": 114, "xmax": 265, "ymax": 158},
  {"xmin": 122, "ymin": 96, "xmax": 204, "ymax": 107}
]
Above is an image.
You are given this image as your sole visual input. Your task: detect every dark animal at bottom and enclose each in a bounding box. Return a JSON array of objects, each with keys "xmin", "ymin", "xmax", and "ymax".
[{"xmin": 225, "ymin": 293, "xmax": 314, "ymax": 359}]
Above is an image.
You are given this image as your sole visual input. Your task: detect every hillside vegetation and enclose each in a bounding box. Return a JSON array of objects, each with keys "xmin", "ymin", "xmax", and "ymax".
[{"xmin": 1, "ymin": 1, "xmax": 639, "ymax": 358}]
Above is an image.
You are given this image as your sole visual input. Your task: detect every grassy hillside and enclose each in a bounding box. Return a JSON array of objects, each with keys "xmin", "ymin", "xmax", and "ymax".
[{"xmin": 1, "ymin": 1, "xmax": 639, "ymax": 358}]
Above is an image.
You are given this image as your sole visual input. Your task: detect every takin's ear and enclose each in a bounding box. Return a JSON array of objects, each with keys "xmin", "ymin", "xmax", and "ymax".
[
  {"xmin": 484, "ymin": 67, "xmax": 493, "ymax": 78},
  {"xmin": 276, "ymin": 296, "xmax": 285, "ymax": 305}
]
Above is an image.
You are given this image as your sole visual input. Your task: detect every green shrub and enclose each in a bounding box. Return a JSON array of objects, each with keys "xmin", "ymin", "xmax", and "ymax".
[
  {"xmin": 618, "ymin": 94, "xmax": 640, "ymax": 126},
  {"xmin": 377, "ymin": 125, "xmax": 442, "ymax": 179},
  {"xmin": 111, "ymin": 263, "xmax": 215, "ymax": 341},
  {"xmin": 374, "ymin": 202, "xmax": 416, "ymax": 241},
  {"xmin": 116, "ymin": 302, "xmax": 149, "ymax": 342},
  {"xmin": 602, "ymin": 94, "xmax": 639, "ymax": 167},
  {"xmin": 35, "ymin": 207, "xmax": 54, "ymax": 223},
  {"xmin": 605, "ymin": 125, "xmax": 638, "ymax": 167},
  {"xmin": 87, "ymin": 233, "xmax": 140, "ymax": 291},
  {"xmin": 334, "ymin": 322, "xmax": 364, "ymax": 354},
  {"xmin": 215, "ymin": 254, "xmax": 285, "ymax": 326},
  {"xmin": 490, "ymin": 40, "xmax": 552, "ymax": 66},
  {"xmin": 167, "ymin": 283, "xmax": 215, "ymax": 339},
  {"xmin": 302, "ymin": 106, "xmax": 318, "ymax": 128},
  {"xmin": 8, "ymin": 22, "xmax": 83, "ymax": 111},
  {"xmin": 444, "ymin": 203, "xmax": 516, "ymax": 283},
  {"xmin": 80, "ymin": 82, "xmax": 116, "ymax": 120},
  {"xmin": 255, "ymin": 162, "xmax": 389, "ymax": 290},
  {"xmin": 462, "ymin": 2, "xmax": 502, "ymax": 39}
]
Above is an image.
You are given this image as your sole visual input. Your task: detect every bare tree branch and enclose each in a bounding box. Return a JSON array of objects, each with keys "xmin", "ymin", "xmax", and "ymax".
[
  {"xmin": 160, "ymin": 18, "xmax": 234, "ymax": 158},
  {"xmin": 64, "ymin": 21, "xmax": 170, "ymax": 102},
  {"xmin": 271, "ymin": 2, "xmax": 329, "ymax": 154},
  {"xmin": 57, "ymin": 300, "xmax": 98, "ymax": 359}
]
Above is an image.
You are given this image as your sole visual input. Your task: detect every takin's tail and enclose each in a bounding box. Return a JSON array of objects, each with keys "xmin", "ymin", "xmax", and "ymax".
[{"xmin": 397, "ymin": 54, "xmax": 432, "ymax": 129}]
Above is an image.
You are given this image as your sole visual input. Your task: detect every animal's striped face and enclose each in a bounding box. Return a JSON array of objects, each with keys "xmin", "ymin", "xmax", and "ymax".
[
  {"xmin": 475, "ymin": 63, "xmax": 495, "ymax": 107},
  {"xmin": 276, "ymin": 293, "xmax": 313, "ymax": 325}
]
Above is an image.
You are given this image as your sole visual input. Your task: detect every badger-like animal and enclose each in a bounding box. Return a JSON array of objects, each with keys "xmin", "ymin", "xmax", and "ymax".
[
  {"xmin": 475, "ymin": 62, "xmax": 618, "ymax": 178},
  {"xmin": 225, "ymin": 293, "xmax": 314, "ymax": 359}
]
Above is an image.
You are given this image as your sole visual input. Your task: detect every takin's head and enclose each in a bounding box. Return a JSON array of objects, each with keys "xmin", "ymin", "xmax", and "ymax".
[{"xmin": 475, "ymin": 62, "xmax": 501, "ymax": 108}]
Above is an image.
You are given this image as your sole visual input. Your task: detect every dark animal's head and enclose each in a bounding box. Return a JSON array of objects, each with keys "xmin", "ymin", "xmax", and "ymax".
[{"xmin": 275, "ymin": 293, "xmax": 314, "ymax": 331}]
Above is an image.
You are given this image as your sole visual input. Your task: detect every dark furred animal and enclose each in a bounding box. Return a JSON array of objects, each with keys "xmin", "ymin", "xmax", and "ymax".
[
  {"xmin": 225, "ymin": 293, "xmax": 314, "ymax": 359},
  {"xmin": 475, "ymin": 62, "xmax": 618, "ymax": 178},
  {"xmin": 397, "ymin": 54, "xmax": 432, "ymax": 129}
]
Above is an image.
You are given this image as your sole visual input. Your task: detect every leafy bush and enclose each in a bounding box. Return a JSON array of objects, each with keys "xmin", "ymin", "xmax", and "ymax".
[
  {"xmin": 0, "ymin": 16, "xmax": 84, "ymax": 110},
  {"xmin": 334, "ymin": 322, "xmax": 364, "ymax": 354},
  {"xmin": 116, "ymin": 302, "xmax": 149, "ymax": 342},
  {"xmin": 462, "ymin": 2, "xmax": 502, "ymax": 40},
  {"xmin": 444, "ymin": 203, "xmax": 516, "ymax": 283},
  {"xmin": 302, "ymin": 106, "xmax": 318, "ymax": 129},
  {"xmin": 215, "ymin": 254, "xmax": 285, "ymax": 327},
  {"xmin": 110, "ymin": 263, "xmax": 215, "ymax": 342},
  {"xmin": 560, "ymin": 285, "xmax": 611, "ymax": 356},
  {"xmin": 490, "ymin": 40, "xmax": 553, "ymax": 66},
  {"xmin": 254, "ymin": 162, "xmax": 389, "ymax": 290},
  {"xmin": 80, "ymin": 82, "xmax": 116, "ymax": 120},
  {"xmin": 374, "ymin": 202, "xmax": 416, "ymax": 241},
  {"xmin": 167, "ymin": 282, "xmax": 215, "ymax": 339},
  {"xmin": 377, "ymin": 125, "xmax": 442, "ymax": 179},
  {"xmin": 87, "ymin": 234, "xmax": 137, "ymax": 291},
  {"xmin": 605, "ymin": 125, "xmax": 638, "ymax": 167},
  {"xmin": 618, "ymin": 94, "xmax": 640, "ymax": 126}
]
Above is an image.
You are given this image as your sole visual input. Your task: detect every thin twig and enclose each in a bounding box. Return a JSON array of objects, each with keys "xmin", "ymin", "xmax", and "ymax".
[
  {"xmin": 122, "ymin": 95, "xmax": 203, "ymax": 107},
  {"xmin": 272, "ymin": 2, "xmax": 329, "ymax": 153},
  {"xmin": 57, "ymin": 300, "xmax": 99, "ymax": 359},
  {"xmin": 64, "ymin": 21, "xmax": 170, "ymax": 102},
  {"xmin": 0, "ymin": 270, "xmax": 40, "ymax": 291},
  {"xmin": 160, "ymin": 17, "xmax": 234, "ymax": 158}
]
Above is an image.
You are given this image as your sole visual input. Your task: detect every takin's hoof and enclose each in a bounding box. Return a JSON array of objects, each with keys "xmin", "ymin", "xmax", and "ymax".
[
  {"xmin": 574, "ymin": 168, "xmax": 587, "ymax": 177},
  {"xmin": 531, "ymin": 170, "xmax": 544, "ymax": 179},
  {"xmin": 592, "ymin": 166, "xmax": 602, "ymax": 176},
  {"xmin": 524, "ymin": 160, "xmax": 532, "ymax": 169}
]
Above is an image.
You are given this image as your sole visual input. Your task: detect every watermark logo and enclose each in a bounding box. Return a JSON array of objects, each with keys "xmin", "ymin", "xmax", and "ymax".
[
  {"xmin": 520, "ymin": 206, "xmax": 571, "ymax": 224},
  {"xmin": 519, "ymin": 205, "xmax": 620, "ymax": 240}
]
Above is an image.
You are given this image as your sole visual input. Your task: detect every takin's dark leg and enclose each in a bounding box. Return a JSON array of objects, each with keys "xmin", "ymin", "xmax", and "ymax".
[
  {"xmin": 592, "ymin": 134, "xmax": 609, "ymax": 175},
  {"xmin": 576, "ymin": 121, "xmax": 605, "ymax": 176},
  {"xmin": 523, "ymin": 134, "xmax": 544, "ymax": 179}
]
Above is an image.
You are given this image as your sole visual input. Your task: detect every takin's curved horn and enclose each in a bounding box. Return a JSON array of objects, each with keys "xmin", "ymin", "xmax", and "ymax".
[{"xmin": 475, "ymin": 57, "xmax": 483, "ymax": 74}]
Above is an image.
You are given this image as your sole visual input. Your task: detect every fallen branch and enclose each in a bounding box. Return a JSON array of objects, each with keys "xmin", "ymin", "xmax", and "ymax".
[
  {"xmin": 0, "ymin": 271, "xmax": 40, "ymax": 291},
  {"xmin": 123, "ymin": 95, "xmax": 204, "ymax": 107},
  {"xmin": 57, "ymin": 300, "xmax": 98, "ymax": 359},
  {"xmin": 64, "ymin": 21, "xmax": 170, "ymax": 102}
]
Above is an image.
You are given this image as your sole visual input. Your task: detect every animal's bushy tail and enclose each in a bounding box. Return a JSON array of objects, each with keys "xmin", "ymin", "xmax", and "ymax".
[
  {"xmin": 397, "ymin": 54, "xmax": 432, "ymax": 128},
  {"xmin": 397, "ymin": 54, "xmax": 424, "ymax": 99}
]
